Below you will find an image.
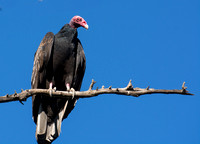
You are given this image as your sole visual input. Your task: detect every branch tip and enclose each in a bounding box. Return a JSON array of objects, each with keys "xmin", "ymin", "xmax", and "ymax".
[
  {"xmin": 146, "ymin": 86, "xmax": 150, "ymax": 90},
  {"xmin": 89, "ymin": 79, "xmax": 96, "ymax": 90},
  {"xmin": 126, "ymin": 80, "xmax": 134, "ymax": 90},
  {"xmin": 182, "ymin": 82, "xmax": 187, "ymax": 90},
  {"xmin": 14, "ymin": 90, "xmax": 17, "ymax": 96},
  {"xmin": 19, "ymin": 100, "xmax": 24, "ymax": 105}
]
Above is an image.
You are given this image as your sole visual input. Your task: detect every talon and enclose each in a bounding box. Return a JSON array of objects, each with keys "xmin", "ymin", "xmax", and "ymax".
[
  {"xmin": 49, "ymin": 89, "xmax": 53, "ymax": 97},
  {"xmin": 49, "ymin": 82, "xmax": 53, "ymax": 97},
  {"xmin": 70, "ymin": 88, "xmax": 75, "ymax": 99},
  {"xmin": 65, "ymin": 83, "xmax": 75, "ymax": 99},
  {"xmin": 54, "ymin": 87, "xmax": 57, "ymax": 91}
]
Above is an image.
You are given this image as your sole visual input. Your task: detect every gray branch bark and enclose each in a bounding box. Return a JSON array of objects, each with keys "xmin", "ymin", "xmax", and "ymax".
[{"xmin": 0, "ymin": 80, "xmax": 193, "ymax": 104}]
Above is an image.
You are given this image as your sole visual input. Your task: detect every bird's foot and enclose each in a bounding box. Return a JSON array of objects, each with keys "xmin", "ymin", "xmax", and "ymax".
[
  {"xmin": 48, "ymin": 82, "xmax": 54, "ymax": 97},
  {"xmin": 66, "ymin": 83, "xmax": 75, "ymax": 99},
  {"xmin": 48, "ymin": 89, "xmax": 53, "ymax": 97},
  {"xmin": 70, "ymin": 88, "xmax": 75, "ymax": 99},
  {"xmin": 53, "ymin": 87, "xmax": 57, "ymax": 91}
]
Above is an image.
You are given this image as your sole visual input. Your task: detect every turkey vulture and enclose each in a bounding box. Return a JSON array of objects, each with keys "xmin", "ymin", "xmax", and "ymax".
[{"xmin": 31, "ymin": 16, "xmax": 88, "ymax": 144}]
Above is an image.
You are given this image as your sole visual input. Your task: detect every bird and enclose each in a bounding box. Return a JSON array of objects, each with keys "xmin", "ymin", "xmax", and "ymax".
[{"xmin": 31, "ymin": 15, "xmax": 88, "ymax": 144}]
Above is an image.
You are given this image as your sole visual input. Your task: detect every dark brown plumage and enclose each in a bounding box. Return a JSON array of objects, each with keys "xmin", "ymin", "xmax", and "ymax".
[{"xmin": 31, "ymin": 16, "xmax": 88, "ymax": 144}]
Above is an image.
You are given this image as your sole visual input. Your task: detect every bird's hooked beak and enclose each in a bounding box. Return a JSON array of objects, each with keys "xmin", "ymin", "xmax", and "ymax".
[{"xmin": 84, "ymin": 24, "xmax": 89, "ymax": 30}]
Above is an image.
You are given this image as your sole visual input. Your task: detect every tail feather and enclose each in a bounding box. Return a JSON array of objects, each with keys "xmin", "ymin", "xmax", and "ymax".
[
  {"xmin": 36, "ymin": 100, "xmax": 70, "ymax": 143},
  {"xmin": 36, "ymin": 104, "xmax": 47, "ymax": 135}
]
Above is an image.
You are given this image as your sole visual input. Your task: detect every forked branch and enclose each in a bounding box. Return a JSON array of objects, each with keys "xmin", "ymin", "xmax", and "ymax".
[{"xmin": 0, "ymin": 80, "xmax": 193, "ymax": 104}]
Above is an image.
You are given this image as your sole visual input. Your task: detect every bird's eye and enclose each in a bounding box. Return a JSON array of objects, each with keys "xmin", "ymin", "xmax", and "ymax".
[{"xmin": 76, "ymin": 18, "xmax": 82, "ymax": 22}]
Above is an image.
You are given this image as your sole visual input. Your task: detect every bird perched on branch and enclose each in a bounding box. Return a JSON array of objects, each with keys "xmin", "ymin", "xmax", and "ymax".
[{"xmin": 31, "ymin": 15, "xmax": 88, "ymax": 144}]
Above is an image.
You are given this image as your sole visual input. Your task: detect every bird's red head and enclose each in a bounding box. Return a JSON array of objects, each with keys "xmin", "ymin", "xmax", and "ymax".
[{"xmin": 69, "ymin": 16, "xmax": 89, "ymax": 30}]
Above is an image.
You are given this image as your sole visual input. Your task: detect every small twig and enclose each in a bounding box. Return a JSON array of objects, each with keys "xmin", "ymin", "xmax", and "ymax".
[
  {"xmin": 146, "ymin": 86, "xmax": 150, "ymax": 90},
  {"xmin": 126, "ymin": 80, "xmax": 134, "ymax": 90},
  {"xmin": 14, "ymin": 90, "xmax": 17, "ymax": 96},
  {"xmin": 19, "ymin": 101, "xmax": 24, "ymax": 105},
  {"xmin": 181, "ymin": 81, "xmax": 188, "ymax": 93},
  {"xmin": 89, "ymin": 79, "xmax": 96, "ymax": 90}
]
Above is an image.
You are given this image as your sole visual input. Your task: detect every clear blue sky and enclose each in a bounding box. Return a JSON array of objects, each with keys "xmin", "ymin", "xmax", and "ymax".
[{"xmin": 0, "ymin": 0, "xmax": 199, "ymax": 144}]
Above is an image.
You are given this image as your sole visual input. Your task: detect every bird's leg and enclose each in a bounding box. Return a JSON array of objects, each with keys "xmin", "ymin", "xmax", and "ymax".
[
  {"xmin": 66, "ymin": 83, "xmax": 75, "ymax": 99},
  {"xmin": 49, "ymin": 82, "xmax": 53, "ymax": 89},
  {"xmin": 66, "ymin": 83, "xmax": 70, "ymax": 91}
]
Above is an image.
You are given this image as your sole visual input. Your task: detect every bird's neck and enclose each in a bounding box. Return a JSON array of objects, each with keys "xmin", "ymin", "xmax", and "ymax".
[{"xmin": 57, "ymin": 24, "xmax": 78, "ymax": 39}]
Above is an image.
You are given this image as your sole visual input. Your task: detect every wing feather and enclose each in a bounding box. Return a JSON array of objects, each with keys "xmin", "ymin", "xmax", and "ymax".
[
  {"xmin": 32, "ymin": 32, "xmax": 54, "ymax": 123},
  {"xmin": 73, "ymin": 39, "xmax": 86, "ymax": 90}
]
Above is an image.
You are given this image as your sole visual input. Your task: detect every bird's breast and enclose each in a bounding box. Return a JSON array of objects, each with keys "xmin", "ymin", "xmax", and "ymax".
[{"xmin": 52, "ymin": 37, "xmax": 77, "ymax": 89}]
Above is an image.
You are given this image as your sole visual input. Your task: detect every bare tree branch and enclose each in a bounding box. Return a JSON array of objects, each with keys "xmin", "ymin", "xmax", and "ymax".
[{"xmin": 0, "ymin": 80, "xmax": 193, "ymax": 104}]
